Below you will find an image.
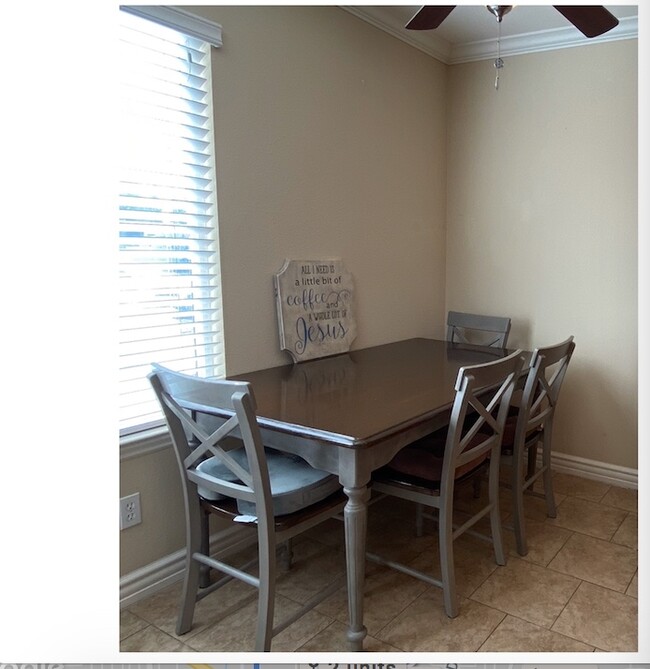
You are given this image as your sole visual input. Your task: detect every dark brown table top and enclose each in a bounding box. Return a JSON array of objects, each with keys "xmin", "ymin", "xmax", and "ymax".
[{"xmin": 229, "ymin": 337, "xmax": 517, "ymax": 448}]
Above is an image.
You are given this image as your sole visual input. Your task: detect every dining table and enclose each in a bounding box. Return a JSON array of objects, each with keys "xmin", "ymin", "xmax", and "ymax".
[{"xmin": 226, "ymin": 337, "xmax": 518, "ymax": 650}]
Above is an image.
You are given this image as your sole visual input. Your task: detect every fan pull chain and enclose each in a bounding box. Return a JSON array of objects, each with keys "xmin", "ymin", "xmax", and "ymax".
[{"xmin": 494, "ymin": 19, "xmax": 504, "ymax": 90}]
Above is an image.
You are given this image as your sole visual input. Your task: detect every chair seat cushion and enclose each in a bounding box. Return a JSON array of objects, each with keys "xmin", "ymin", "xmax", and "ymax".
[
  {"xmin": 195, "ymin": 448, "xmax": 341, "ymax": 517},
  {"xmin": 380, "ymin": 431, "xmax": 488, "ymax": 488},
  {"xmin": 500, "ymin": 413, "xmax": 518, "ymax": 450},
  {"xmin": 499, "ymin": 409, "xmax": 543, "ymax": 454}
]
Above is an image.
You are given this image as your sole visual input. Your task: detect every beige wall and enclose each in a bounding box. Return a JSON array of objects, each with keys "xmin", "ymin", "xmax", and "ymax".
[
  {"xmin": 120, "ymin": 446, "xmax": 185, "ymax": 574},
  {"xmin": 446, "ymin": 40, "xmax": 638, "ymax": 469},
  {"xmin": 120, "ymin": 9, "xmax": 638, "ymax": 577},
  {"xmin": 197, "ymin": 5, "xmax": 448, "ymax": 374},
  {"xmin": 121, "ymin": 5, "xmax": 448, "ymax": 575}
]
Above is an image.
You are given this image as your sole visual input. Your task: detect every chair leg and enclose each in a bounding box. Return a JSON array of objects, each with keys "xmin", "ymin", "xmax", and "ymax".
[
  {"xmin": 415, "ymin": 502, "xmax": 424, "ymax": 537},
  {"xmin": 278, "ymin": 538, "xmax": 294, "ymax": 571},
  {"xmin": 254, "ymin": 520, "xmax": 276, "ymax": 652},
  {"xmin": 199, "ymin": 507, "xmax": 211, "ymax": 588},
  {"xmin": 511, "ymin": 453, "xmax": 528, "ymax": 556},
  {"xmin": 541, "ymin": 431, "xmax": 557, "ymax": 518},
  {"xmin": 176, "ymin": 552, "xmax": 201, "ymax": 635},
  {"xmin": 176, "ymin": 502, "xmax": 203, "ymax": 635},
  {"xmin": 526, "ymin": 444, "xmax": 538, "ymax": 489},
  {"xmin": 488, "ymin": 460, "xmax": 506, "ymax": 564},
  {"xmin": 438, "ymin": 502, "xmax": 458, "ymax": 618}
]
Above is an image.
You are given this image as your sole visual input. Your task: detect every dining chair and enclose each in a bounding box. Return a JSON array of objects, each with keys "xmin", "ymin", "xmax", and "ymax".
[
  {"xmin": 447, "ymin": 310, "xmax": 512, "ymax": 348},
  {"xmin": 368, "ymin": 349, "xmax": 525, "ymax": 617},
  {"xmin": 148, "ymin": 365, "xmax": 346, "ymax": 651},
  {"xmin": 445, "ymin": 310, "xmax": 511, "ymax": 501},
  {"xmin": 500, "ymin": 336, "xmax": 575, "ymax": 556}
]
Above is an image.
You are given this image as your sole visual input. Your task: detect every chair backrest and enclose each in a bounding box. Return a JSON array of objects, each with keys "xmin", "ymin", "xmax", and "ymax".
[
  {"xmin": 148, "ymin": 365, "xmax": 275, "ymax": 528},
  {"xmin": 442, "ymin": 350, "xmax": 525, "ymax": 486},
  {"xmin": 515, "ymin": 336, "xmax": 575, "ymax": 442},
  {"xmin": 447, "ymin": 310, "xmax": 511, "ymax": 348}
]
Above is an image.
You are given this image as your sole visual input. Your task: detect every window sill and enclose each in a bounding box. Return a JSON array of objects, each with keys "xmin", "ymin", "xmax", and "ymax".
[{"xmin": 120, "ymin": 425, "xmax": 171, "ymax": 461}]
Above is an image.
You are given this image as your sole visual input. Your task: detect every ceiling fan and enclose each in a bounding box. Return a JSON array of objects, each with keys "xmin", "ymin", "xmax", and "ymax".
[{"xmin": 406, "ymin": 5, "xmax": 620, "ymax": 39}]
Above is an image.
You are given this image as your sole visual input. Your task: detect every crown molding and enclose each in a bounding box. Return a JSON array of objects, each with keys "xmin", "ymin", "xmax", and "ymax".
[
  {"xmin": 120, "ymin": 5, "xmax": 223, "ymax": 47},
  {"xmin": 342, "ymin": 7, "xmax": 637, "ymax": 65},
  {"xmin": 343, "ymin": 6, "xmax": 452, "ymax": 62},
  {"xmin": 450, "ymin": 15, "xmax": 638, "ymax": 64}
]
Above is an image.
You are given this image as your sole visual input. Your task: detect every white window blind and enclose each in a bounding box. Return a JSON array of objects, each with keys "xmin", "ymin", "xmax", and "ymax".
[{"xmin": 119, "ymin": 9, "xmax": 224, "ymax": 435}]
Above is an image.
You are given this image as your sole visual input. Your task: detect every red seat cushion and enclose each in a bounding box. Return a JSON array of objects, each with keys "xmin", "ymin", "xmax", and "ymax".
[
  {"xmin": 500, "ymin": 413, "xmax": 518, "ymax": 451},
  {"xmin": 499, "ymin": 408, "xmax": 543, "ymax": 454},
  {"xmin": 385, "ymin": 431, "xmax": 489, "ymax": 485}
]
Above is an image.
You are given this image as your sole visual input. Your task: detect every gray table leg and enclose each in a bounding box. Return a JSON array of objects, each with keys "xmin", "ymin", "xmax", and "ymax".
[{"xmin": 343, "ymin": 484, "xmax": 370, "ymax": 651}]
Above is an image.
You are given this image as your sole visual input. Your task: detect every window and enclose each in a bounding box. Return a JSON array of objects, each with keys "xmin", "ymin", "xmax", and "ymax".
[{"xmin": 119, "ymin": 8, "xmax": 224, "ymax": 435}]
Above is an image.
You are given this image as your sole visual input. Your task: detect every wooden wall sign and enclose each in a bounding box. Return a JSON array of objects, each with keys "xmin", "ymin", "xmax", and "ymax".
[{"xmin": 274, "ymin": 259, "xmax": 357, "ymax": 362}]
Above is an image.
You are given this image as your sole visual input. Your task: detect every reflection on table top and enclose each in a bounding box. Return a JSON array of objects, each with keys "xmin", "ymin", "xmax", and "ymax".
[{"xmin": 229, "ymin": 337, "xmax": 517, "ymax": 447}]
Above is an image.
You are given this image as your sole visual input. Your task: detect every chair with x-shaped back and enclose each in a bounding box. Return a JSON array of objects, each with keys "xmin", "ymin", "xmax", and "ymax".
[
  {"xmin": 447, "ymin": 310, "xmax": 512, "ymax": 349},
  {"xmin": 499, "ymin": 336, "xmax": 575, "ymax": 555},
  {"xmin": 148, "ymin": 365, "xmax": 346, "ymax": 651},
  {"xmin": 368, "ymin": 349, "xmax": 524, "ymax": 618}
]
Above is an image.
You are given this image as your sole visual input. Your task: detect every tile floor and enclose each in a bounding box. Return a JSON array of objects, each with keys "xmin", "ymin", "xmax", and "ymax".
[{"xmin": 120, "ymin": 471, "xmax": 638, "ymax": 653}]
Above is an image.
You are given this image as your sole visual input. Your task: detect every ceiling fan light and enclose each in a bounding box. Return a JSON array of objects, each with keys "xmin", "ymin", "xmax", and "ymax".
[{"xmin": 486, "ymin": 5, "xmax": 513, "ymax": 22}]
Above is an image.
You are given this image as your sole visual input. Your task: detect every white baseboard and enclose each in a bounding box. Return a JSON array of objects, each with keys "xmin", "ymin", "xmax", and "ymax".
[
  {"xmin": 120, "ymin": 546, "xmax": 186, "ymax": 609},
  {"xmin": 121, "ymin": 524, "xmax": 257, "ymax": 609},
  {"xmin": 548, "ymin": 450, "xmax": 638, "ymax": 489},
  {"xmin": 120, "ymin": 451, "xmax": 637, "ymax": 608}
]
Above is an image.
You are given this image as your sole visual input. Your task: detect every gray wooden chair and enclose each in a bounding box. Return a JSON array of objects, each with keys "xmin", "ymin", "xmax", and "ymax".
[
  {"xmin": 446, "ymin": 310, "xmax": 511, "ymax": 500},
  {"xmin": 500, "ymin": 336, "xmax": 575, "ymax": 555},
  {"xmin": 368, "ymin": 350, "xmax": 524, "ymax": 617},
  {"xmin": 148, "ymin": 365, "xmax": 346, "ymax": 651},
  {"xmin": 447, "ymin": 310, "xmax": 512, "ymax": 348}
]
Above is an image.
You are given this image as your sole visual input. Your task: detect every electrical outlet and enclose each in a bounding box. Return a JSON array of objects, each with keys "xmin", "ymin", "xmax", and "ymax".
[{"xmin": 120, "ymin": 492, "xmax": 142, "ymax": 530}]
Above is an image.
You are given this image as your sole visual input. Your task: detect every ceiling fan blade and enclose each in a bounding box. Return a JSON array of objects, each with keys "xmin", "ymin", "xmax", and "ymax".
[
  {"xmin": 553, "ymin": 6, "xmax": 619, "ymax": 38},
  {"xmin": 405, "ymin": 6, "xmax": 456, "ymax": 31}
]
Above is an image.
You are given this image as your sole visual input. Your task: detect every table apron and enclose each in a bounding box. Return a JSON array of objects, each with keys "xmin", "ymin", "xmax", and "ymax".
[
  {"xmin": 259, "ymin": 411, "xmax": 451, "ymax": 488},
  {"xmin": 192, "ymin": 407, "xmax": 451, "ymax": 487}
]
